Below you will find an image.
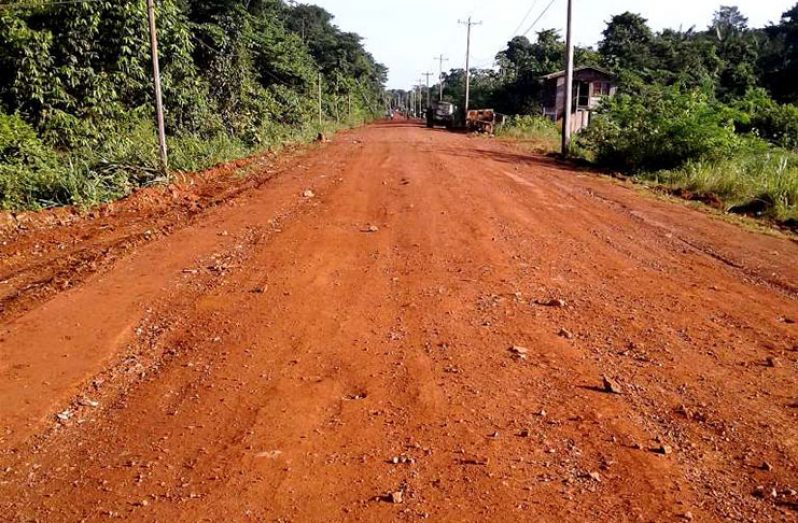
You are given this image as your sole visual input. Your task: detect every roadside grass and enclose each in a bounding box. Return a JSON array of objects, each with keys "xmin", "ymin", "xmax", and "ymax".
[
  {"xmin": 496, "ymin": 115, "xmax": 560, "ymax": 154},
  {"xmin": 493, "ymin": 113, "xmax": 798, "ymax": 227},
  {"xmin": 640, "ymin": 145, "xmax": 798, "ymax": 223},
  {"xmin": 0, "ymin": 114, "xmax": 358, "ymax": 212}
]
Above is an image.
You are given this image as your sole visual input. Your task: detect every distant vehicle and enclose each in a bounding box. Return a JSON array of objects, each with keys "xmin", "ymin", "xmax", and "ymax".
[
  {"xmin": 426, "ymin": 101, "xmax": 457, "ymax": 129},
  {"xmin": 465, "ymin": 109, "xmax": 505, "ymax": 134}
]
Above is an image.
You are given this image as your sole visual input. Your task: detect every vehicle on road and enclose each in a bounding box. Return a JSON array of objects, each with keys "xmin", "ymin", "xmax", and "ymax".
[
  {"xmin": 426, "ymin": 101, "xmax": 457, "ymax": 129},
  {"xmin": 465, "ymin": 109, "xmax": 506, "ymax": 134}
]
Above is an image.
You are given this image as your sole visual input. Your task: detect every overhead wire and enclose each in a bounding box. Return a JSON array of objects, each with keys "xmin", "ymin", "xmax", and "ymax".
[
  {"xmin": 521, "ymin": 0, "xmax": 558, "ymax": 37},
  {"xmin": 510, "ymin": 0, "xmax": 541, "ymax": 37}
]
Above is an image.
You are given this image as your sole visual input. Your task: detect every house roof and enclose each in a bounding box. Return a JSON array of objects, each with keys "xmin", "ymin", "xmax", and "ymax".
[{"xmin": 541, "ymin": 66, "xmax": 614, "ymax": 81}]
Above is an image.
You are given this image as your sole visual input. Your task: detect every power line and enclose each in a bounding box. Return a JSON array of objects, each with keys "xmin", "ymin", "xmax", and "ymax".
[
  {"xmin": 511, "ymin": 0, "xmax": 541, "ymax": 37},
  {"xmin": 522, "ymin": 0, "xmax": 558, "ymax": 37}
]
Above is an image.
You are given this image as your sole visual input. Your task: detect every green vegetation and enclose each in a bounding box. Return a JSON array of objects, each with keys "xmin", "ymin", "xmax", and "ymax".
[
  {"xmin": 495, "ymin": 115, "xmax": 559, "ymax": 153},
  {"xmin": 431, "ymin": 4, "xmax": 798, "ymax": 224},
  {"xmin": 576, "ymin": 84, "xmax": 798, "ymax": 221},
  {"xmin": 650, "ymin": 148, "xmax": 798, "ymax": 222},
  {"xmin": 0, "ymin": 0, "xmax": 386, "ymax": 210},
  {"xmin": 579, "ymin": 6, "xmax": 798, "ymax": 222},
  {"xmin": 579, "ymin": 85, "xmax": 742, "ymax": 172}
]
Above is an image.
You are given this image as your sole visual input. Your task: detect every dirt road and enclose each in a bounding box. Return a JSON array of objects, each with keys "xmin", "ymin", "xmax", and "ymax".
[{"xmin": 1, "ymin": 121, "xmax": 797, "ymax": 522}]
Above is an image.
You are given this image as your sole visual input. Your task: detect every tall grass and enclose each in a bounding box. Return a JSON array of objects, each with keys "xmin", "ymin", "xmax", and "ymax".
[
  {"xmin": 496, "ymin": 115, "xmax": 560, "ymax": 154},
  {"xmin": 648, "ymin": 145, "xmax": 798, "ymax": 221},
  {"xmin": 0, "ymin": 113, "xmax": 360, "ymax": 211}
]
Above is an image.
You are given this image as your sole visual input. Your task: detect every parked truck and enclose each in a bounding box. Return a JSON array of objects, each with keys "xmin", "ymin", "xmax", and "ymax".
[
  {"xmin": 426, "ymin": 101, "xmax": 457, "ymax": 129},
  {"xmin": 465, "ymin": 109, "xmax": 505, "ymax": 134}
]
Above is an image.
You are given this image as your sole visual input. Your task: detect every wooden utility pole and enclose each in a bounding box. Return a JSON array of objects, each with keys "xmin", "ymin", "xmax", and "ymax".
[
  {"xmin": 562, "ymin": 0, "xmax": 575, "ymax": 156},
  {"xmin": 416, "ymin": 81, "xmax": 423, "ymax": 116},
  {"xmin": 317, "ymin": 71, "xmax": 323, "ymax": 129},
  {"xmin": 459, "ymin": 17, "xmax": 482, "ymax": 121},
  {"xmin": 422, "ymin": 72, "xmax": 434, "ymax": 109},
  {"xmin": 146, "ymin": 0, "xmax": 168, "ymax": 175},
  {"xmin": 434, "ymin": 54, "xmax": 449, "ymax": 100}
]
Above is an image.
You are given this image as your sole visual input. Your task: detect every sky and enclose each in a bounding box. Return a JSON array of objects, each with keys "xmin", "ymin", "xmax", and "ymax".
[{"xmin": 308, "ymin": 0, "xmax": 796, "ymax": 89}]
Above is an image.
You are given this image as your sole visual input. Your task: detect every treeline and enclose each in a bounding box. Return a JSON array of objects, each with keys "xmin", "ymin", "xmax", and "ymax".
[
  {"xmin": 438, "ymin": 5, "xmax": 797, "ymax": 118},
  {"xmin": 0, "ymin": 0, "xmax": 386, "ymax": 210},
  {"xmin": 445, "ymin": 4, "xmax": 798, "ymax": 222}
]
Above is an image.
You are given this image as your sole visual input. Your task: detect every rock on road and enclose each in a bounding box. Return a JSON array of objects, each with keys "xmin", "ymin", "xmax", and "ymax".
[{"xmin": 0, "ymin": 121, "xmax": 797, "ymax": 522}]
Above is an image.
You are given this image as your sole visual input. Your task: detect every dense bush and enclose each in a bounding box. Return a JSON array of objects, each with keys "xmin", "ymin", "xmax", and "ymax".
[
  {"xmin": 0, "ymin": 112, "xmax": 62, "ymax": 208},
  {"xmin": 579, "ymin": 84, "xmax": 741, "ymax": 171},
  {"xmin": 734, "ymin": 89, "xmax": 798, "ymax": 150},
  {"xmin": 0, "ymin": 0, "xmax": 386, "ymax": 210},
  {"xmin": 0, "ymin": 112, "xmax": 53, "ymax": 166},
  {"xmin": 573, "ymin": 83, "xmax": 798, "ymax": 221}
]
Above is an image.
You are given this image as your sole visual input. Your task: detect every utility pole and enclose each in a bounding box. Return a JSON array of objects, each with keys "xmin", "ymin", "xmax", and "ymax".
[
  {"xmin": 434, "ymin": 54, "xmax": 449, "ymax": 100},
  {"xmin": 422, "ymin": 72, "xmax": 434, "ymax": 109},
  {"xmin": 417, "ymin": 80, "xmax": 423, "ymax": 116},
  {"xmin": 146, "ymin": 0, "xmax": 168, "ymax": 175},
  {"xmin": 562, "ymin": 0, "xmax": 575, "ymax": 156},
  {"xmin": 459, "ymin": 16, "xmax": 482, "ymax": 121},
  {"xmin": 317, "ymin": 71, "xmax": 323, "ymax": 129}
]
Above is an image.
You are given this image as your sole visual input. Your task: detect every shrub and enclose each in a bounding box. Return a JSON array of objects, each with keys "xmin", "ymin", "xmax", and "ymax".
[
  {"xmin": 0, "ymin": 111, "xmax": 54, "ymax": 166},
  {"xmin": 0, "ymin": 112, "xmax": 68, "ymax": 209},
  {"xmin": 579, "ymin": 84, "xmax": 742, "ymax": 171},
  {"xmin": 734, "ymin": 88, "xmax": 798, "ymax": 150}
]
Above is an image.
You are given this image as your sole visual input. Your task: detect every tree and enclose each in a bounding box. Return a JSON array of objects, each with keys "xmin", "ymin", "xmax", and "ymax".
[
  {"xmin": 599, "ymin": 12, "xmax": 654, "ymax": 74},
  {"xmin": 711, "ymin": 6, "xmax": 748, "ymax": 41},
  {"xmin": 0, "ymin": 0, "xmax": 388, "ymax": 209},
  {"xmin": 762, "ymin": 3, "xmax": 798, "ymax": 104},
  {"xmin": 649, "ymin": 28, "xmax": 721, "ymax": 88},
  {"xmin": 708, "ymin": 6, "xmax": 760, "ymax": 100}
]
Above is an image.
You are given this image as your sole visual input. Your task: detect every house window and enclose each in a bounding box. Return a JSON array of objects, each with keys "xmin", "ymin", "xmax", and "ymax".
[{"xmin": 594, "ymin": 82, "xmax": 611, "ymax": 96}]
